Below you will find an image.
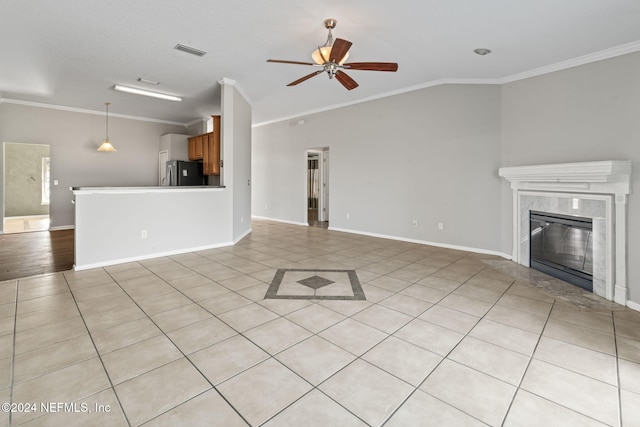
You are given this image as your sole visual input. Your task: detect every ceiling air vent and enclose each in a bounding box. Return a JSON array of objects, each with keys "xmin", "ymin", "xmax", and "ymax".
[{"xmin": 174, "ymin": 44, "xmax": 207, "ymax": 57}]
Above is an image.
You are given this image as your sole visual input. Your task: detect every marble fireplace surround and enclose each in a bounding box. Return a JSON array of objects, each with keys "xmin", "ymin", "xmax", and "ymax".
[{"xmin": 499, "ymin": 161, "xmax": 632, "ymax": 305}]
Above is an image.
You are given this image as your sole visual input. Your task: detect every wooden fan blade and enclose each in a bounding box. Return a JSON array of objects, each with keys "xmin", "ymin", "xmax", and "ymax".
[
  {"xmin": 343, "ymin": 62, "xmax": 398, "ymax": 72},
  {"xmin": 330, "ymin": 38, "xmax": 352, "ymax": 63},
  {"xmin": 287, "ymin": 70, "xmax": 324, "ymax": 86},
  {"xmin": 267, "ymin": 59, "xmax": 315, "ymax": 66},
  {"xmin": 335, "ymin": 70, "xmax": 359, "ymax": 90}
]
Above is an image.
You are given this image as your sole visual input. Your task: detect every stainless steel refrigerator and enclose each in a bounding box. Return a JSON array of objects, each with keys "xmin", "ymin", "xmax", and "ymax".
[{"xmin": 166, "ymin": 160, "xmax": 204, "ymax": 186}]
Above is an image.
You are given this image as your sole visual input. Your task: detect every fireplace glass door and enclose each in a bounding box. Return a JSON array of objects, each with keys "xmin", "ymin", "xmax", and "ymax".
[{"xmin": 530, "ymin": 211, "xmax": 593, "ymax": 291}]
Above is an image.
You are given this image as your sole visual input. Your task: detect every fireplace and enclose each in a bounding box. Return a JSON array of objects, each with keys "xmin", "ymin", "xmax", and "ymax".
[
  {"xmin": 499, "ymin": 161, "xmax": 631, "ymax": 305},
  {"xmin": 529, "ymin": 211, "xmax": 593, "ymax": 291}
]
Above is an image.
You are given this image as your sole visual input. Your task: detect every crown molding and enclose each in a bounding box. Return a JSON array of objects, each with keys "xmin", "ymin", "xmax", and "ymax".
[
  {"xmin": 499, "ymin": 40, "xmax": 640, "ymax": 84},
  {"xmin": 0, "ymin": 98, "xmax": 188, "ymax": 126},
  {"xmin": 253, "ymin": 78, "xmax": 501, "ymax": 127},
  {"xmin": 218, "ymin": 77, "xmax": 253, "ymax": 107},
  {"xmin": 185, "ymin": 117, "xmax": 206, "ymax": 128}
]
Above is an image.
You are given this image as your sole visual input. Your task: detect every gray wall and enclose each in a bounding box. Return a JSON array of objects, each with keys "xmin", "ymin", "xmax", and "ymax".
[
  {"xmin": 0, "ymin": 103, "xmax": 186, "ymax": 231},
  {"xmin": 253, "ymin": 84, "xmax": 504, "ymax": 253},
  {"xmin": 4, "ymin": 142, "xmax": 50, "ymax": 217},
  {"xmin": 219, "ymin": 82, "xmax": 253, "ymax": 242},
  {"xmin": 229, "ymin": 86, "xmax": 252, "ymax": 241},
  {"xmin": 500, "ymin": 51, "xmax": 640, "ymax": 302}
]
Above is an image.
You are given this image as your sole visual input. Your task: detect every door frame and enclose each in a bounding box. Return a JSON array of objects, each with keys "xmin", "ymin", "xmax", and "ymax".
[
  {"xmin": 159, "ymin": 150, "xmax": 169, "ymax": 185},
  {"xmin": 2, "ymin": 142, "xmax": 51, "ymax": 233},
  {"xmin": 306, "ymin": 148, "xmax": 329, "ymax": 223}
]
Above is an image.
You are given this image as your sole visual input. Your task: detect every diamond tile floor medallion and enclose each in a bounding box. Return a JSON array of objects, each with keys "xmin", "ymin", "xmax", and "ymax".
[{"xmin": 265, "ymin": 269, "xmax": 366, "ymax": 300}]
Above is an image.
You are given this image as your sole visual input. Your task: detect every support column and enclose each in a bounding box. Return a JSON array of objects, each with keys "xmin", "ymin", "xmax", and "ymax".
[
  {"xmin": 614, "ymin": 193, "xmax": 628, "ymax": 305},
  {"xmin": 512, "ymin": 187, "xmax": 520, "ymax": 264}
]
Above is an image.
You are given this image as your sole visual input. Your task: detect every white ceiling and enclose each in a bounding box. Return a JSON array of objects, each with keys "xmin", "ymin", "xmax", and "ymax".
[{"xmin": 2, "ymin": 0, "xmax": 640, "ymax": 126}]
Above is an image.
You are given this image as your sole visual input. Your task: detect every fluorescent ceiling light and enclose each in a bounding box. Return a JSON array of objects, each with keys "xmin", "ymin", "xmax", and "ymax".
[{"xmin": 113, "ymin": 84, "xmax": 182, "ymax": 102}]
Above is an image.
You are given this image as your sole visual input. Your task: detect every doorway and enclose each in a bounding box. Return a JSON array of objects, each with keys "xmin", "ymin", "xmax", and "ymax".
[
  {"xmin": 3, "ymin": 142, "xmax": 51, "ymax": 233},
  {"xmin": 307, "ymin": 148, "xmax": 329, "ymax": 228}
]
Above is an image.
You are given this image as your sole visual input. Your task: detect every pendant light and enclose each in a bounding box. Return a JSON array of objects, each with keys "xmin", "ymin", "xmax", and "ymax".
[{"xmin": 97, "ymin": 102, "xmax": 116, "ymax": 152}]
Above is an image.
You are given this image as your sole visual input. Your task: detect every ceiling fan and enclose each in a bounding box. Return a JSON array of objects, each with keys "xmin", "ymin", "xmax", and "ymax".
[{"xmin": 267, "ymin": 18, "xmax": 398, "ymax": 90}]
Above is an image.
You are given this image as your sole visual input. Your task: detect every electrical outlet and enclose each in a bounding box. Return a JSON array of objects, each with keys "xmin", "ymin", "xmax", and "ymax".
[
  {"xmin": 438, "ymin": 222, "xmax": 444, "ymax": 230},
  {"xmin": 346, "ymin": 213, "xmax": 351, "ymax": 220},
  {"xmin": 141, "ymin": 230, "xmax": 147, "ymax": 239}
]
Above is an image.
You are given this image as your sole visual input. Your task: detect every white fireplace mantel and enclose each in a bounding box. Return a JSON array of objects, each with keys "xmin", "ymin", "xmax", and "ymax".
[
  {"xmin": 499, "ymin": 160, "xmax": 632, "ymax": 306},
  {"xmin": 499, "ymin": 160, "xmax": 632, "ymax": 193}
]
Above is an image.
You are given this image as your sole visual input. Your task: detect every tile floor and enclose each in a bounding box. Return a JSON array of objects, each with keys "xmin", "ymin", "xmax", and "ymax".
[
  {"xmin": 1, "ymin": 220, "xmax": 640, "ymax": 426},
  {"xmin": 2, "ymin": 217, "xmax": 50, "ymax": 234}
]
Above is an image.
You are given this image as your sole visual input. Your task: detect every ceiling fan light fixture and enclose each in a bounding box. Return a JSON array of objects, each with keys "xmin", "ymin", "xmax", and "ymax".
[
  {"xmin": 97, "ymin": 102, "xmax": 116, "ymax": 152},
  {"xmin": 267, "ymin": 18, "xmax": 397, "ymax": 91},
  {"xmin": 310, "ymin": 18, "xmax": 349, "ymax": 65},
  {"xmin": 311, "ymin": 47, "xmax": 349, "ymax": 65}
]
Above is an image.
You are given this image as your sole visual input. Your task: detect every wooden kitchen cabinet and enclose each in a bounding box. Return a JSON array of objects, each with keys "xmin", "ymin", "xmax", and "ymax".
[
  {"xmin": 189, "ymin": 115, "xmax": 220, "ymax": 175},
  {"xmin": 188, "ymin": 135, "xmax": 204, "ymax": 160},
  {"xmin": 202, "ymin": 133, "xmax": 212, "ymax": 174},
  {"xmin": 208, "ymin": 115, "xmax": 220, "ymax": 176}
]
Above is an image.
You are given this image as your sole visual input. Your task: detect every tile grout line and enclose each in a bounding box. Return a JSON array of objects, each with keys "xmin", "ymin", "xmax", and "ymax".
[
  {"xmin": 372, "ymin": 254, "xmax": 621, "ymax": 424},
  {"xmin": 184, "ymin": 225, "xmax": 640, "ymax": 424},
  {"xmin": 253, "ymin": 257, "xmax": 490, "ymax": 426},
  {"xmin": 63, "ymin": 269, "xmax": 133, "ymax": 427},
  {"xmin": 498, "ymin": 297, "xmax": 556, "ymax": 427},
  {"xmin": 169, "ymin": 255, "xmax": 383, "ymax": 426},
  {"xmin": 131, "ymin": 255, "xmax": 354, "ymax": 424},
  {"xmin": 379, "ymin": 264, "xmax": 514, "ymax": 426},
  {"xmin": 7, "ymin": 279, "xmax": 18, "ymax": 427},
  {"xmin": 612, "ymin": 315, "xmax": 623, "ymax": 427},
  {"xmin": 252, "ymin": 231, "xmax": 513, "ymax": 424},
  {"xmin": 167, "ymin": 255, "xmax": 377, "ymax": 426},
  {"xmin": 103, "ymin": 261, "xmax": 254, "ymax": 427},
  {"xmin": 164, "ymin": 253, "xmax": 413, "ymax": 426},
  {"xmin": 257, "ymin": 256, "xmax": 494, "ymax": 424}
]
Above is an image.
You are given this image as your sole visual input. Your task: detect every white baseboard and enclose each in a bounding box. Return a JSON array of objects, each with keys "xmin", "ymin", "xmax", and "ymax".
[
  {"xmin": 328, "ymin": 226, "xmax": 512, "ymax": 260},
  {"xmin": 251, "ymin": 215, "xmax": 308, "ymax": 227},
  {"xmin": 233, "ymin": 227, "xmax": 253, "ymax": 244},
  {"xmin": 49, "ymin": 225, "xmax": 75, "ymax": 231},
  {"xmin": 626, "ymin": 300, "xmax": 640, "ymax": 312},
  {"xmin": 73, "ymin": 241, "xmax": 235, "ymax": 271},
  {"xmin": 0, "ymin": 225, "xmax": 74, "ymax": 233}
]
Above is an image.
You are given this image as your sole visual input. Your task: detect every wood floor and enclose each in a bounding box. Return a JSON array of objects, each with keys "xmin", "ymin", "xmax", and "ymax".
[
  {"xmin": 308, "ymin": 208, "xmax": 329, "ymax": 229},
  {"xmin": 0, "ymin": 229, "xmax": 74, "ymax": 282}
]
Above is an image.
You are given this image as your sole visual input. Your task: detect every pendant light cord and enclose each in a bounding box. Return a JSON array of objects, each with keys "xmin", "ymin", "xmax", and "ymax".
[{"xmin": 105, "ymin": 102, "xmax": 110, "ymax": 140}]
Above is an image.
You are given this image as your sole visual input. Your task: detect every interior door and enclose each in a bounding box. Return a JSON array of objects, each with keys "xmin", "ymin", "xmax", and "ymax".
[{"xmin": 158, "ymin": 150, "xmax": 169, "ymax": 185}]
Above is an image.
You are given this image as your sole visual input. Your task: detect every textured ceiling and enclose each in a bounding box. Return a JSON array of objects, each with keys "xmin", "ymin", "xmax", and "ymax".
[{"xmin": 1, "ymin": 0, "xmax": 640, "ymax": 125}]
